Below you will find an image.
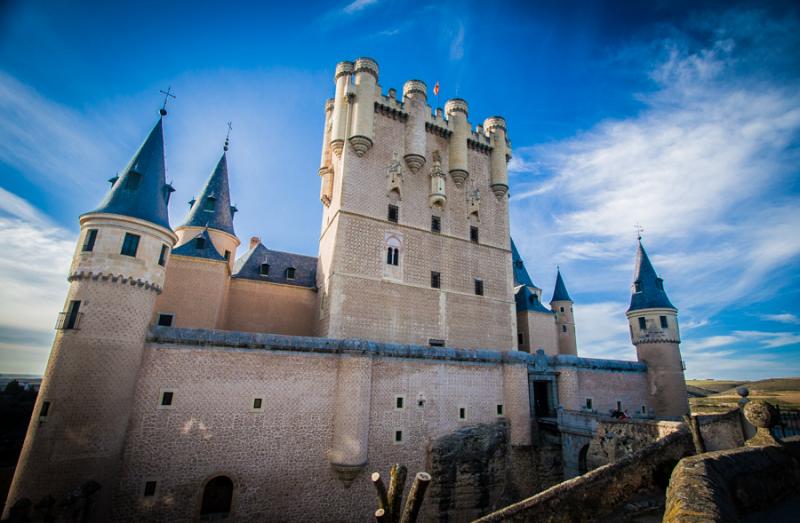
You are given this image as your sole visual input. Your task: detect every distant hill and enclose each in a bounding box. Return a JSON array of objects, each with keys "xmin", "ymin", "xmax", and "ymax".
[{"xmin": 687, "ymin": 378, "xmax": 800, "ymax": 414}]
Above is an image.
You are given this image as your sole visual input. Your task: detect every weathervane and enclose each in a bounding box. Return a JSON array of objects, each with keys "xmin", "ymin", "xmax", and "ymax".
[
  {"xmin": 224, "ymin": 121, "xmax": 232, "ymax": 151},
  {"xmin": 159, "ymin": 86, "xmax": 176, "ymax": 116},
  {"xmin": 634, "ymin": 223, "xmax": 644, "ymax": 241}
]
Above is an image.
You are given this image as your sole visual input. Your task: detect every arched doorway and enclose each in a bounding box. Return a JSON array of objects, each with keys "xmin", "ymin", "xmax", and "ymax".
[
  {"xmin": 578, "ymin": 444, "xmax": 590, "ymax": 475},
  {"xmin": 200, "ymin": 476, "xmax": 233, "ymax": 519}
]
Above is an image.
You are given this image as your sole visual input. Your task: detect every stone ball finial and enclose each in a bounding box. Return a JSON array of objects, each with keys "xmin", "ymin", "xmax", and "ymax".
[
  {"xmin": 403, "ymin": 80, "xmax": 427, "ymax": 99},
  {"xmin": 743, "ymin": 400, "xmax": 775, "ymax": 429},
  {"xmin": 444, "ymin": 98, "xmax": 468, "ymax": 116},
  {"xmin": 736, "ymin": 386, "xmax": 750, "ymax": 398},
  {"xmin": 249, "ymin": 236, "xmax": 261, "ymax": 249}
]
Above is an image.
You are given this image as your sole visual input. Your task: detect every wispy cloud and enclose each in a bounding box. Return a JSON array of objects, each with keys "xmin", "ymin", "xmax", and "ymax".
[
  {"xmin": 449, "ymin": 22, "xmax": 465, "ymax": 61},
  {"xmin": 342, "ymin": 0, "xmax": 379, "ymax": 15},
  {"xmin": 759, "ymin": 313, "xmax": 800, "ymax": 325}
]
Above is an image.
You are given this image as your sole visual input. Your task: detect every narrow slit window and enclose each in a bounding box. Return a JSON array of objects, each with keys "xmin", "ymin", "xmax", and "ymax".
[
  {"xmin": 121, "ymin": 233, "xmax": 140, "ymax": 257},
  {"xmin": 158, "ymin": 244, "xmax": 168, "ymax": 266},
  {"xmin": 517, "ymin": 332, "xmax": 524, "ymax": 346},
  {"xmin": 63, "ymin": 300, "xmax": 81, "ymax": 330},
  {"xmin": 40, "ymin": 401, "xmax": 50, "ymax": 418},
  {"xmin": 144, "ymin": 481, "xmax": 157, "ymax": 497},
  {"xmin": 641, "ymin": 405, "xmax": 647, "ymax": 414},
  {"xmin": 616, "ymin": 400, "xmax": 622, "ymax": 411},
  {"xmin": 496, "ymin": 404, "xmax": 504, "ymax": 416},
  {"xmin": 562, "ymin": 325, "xmax": 567, "ymax": 333},
  {"xmin": 660, "ymin": 315, "xmax": 668, "ymax": 329},
  {"xmin": 431, "ymin": 271, "xmax": 441, "ymax": 289},
  {"xmin": 160, "ymin": 391, "xmax": 173, "ymax": 407},
  {"xmin": 392, "ymin": 248, "xmax": 399, "ymax": 266},
  {"xmin": 458, "ymin": 407, "xmax": 466, "ymax": 420},
  {"xmin": 82, "ymin": 229, "xmax": 98, "ymax": 252},
  {"xmin": 157, "ymin": 314, "xmax": 173, "ymax": 327},
  {"xmin": 253, "ymin": 398, "xmax": 263, "ymax": 409},
  {"xmin": 224, "ymin": 250, "xmax": 231, "ymax": 261},
  {"xmin": 474, "ymin": 279, "xmax": 483, "ymax": 296},
  {"xmin": 286, "ymin": 267, "xmax": 296, "ymax": 280},
  {"xmin": 585, "ymin": 398, "xmax": 593, "ymax": 410},
  {"xmin": 388, "ymin": 204, "xmax": 399, "ymax": 223},
  {"xmin": 395, "ymin": 396, "xmax": 404, "ymax": 409},
  {"xmin": 431, "ymin": 216, "xmax": 441, "ymax": 233},
  {"xmin": 394, "ymin": 430, "xmax": 403, "ymax": 443},
  {"xmin": 470, "ymin": 226, "xmax": 479, "ymax": 243}
]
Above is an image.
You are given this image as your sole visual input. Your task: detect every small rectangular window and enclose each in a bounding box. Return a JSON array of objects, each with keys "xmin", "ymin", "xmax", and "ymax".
[
  {"xmin": 517, "ymin": 332, "xmax": 524, "ymax": 346},
  {"xmin": 64, "ymin": 300, "xmax": 81, "ymax": 330},
  {"xmin": 474, "ymin": 279, "xmax": 484, "ymax": 296},
  {"xmin": 260, "ymin": 263, "xmax": 270, "ymax": 276},
  {"xmin": 39, "ymin": 401, "xmax": 50, "ymax": 418},
  {"xmin": 660, "ymin": 315, "xmax": 668, "ymax": 329},
  {"xmin": 157, "ymin": 314, "xmax": 173, "ymax": 327},
  {"xmin": 458, "ymin": 407, "xmax": 466, "ymax": 420},
  {"xmin": 203, "ymin": 198, "xmax": 215, "ymax": 211},
  {"xmin": 431, "ymin": 216, "xmax": 441, "ymax": 233},
  {"xmin": 562, "ymin": 325, "xmax": 567, "ymax": 333},
  {"xmin": 394, "ymin": 430, "xmax": 403, "ymax": 443},
  {"xmin": 224, "ymin": 250, "xmax": 231, "ymax": 261},
  {"xmin": 286, "ymin": 267, "xmax": 296, "ymax": 279},
  {"xmin": 82, "ymin": 229, "xmax": 98, "ymax": 252},
  {"xmin": 194, "ymin": 237, "xmax": 206, "ymax": 249},
  {"xmin": 253, "ymin": 398, "xmax": 263, "ymax": 409},
  {"xmin": 158, "ymin": 244, "xmax": 168, "ymax": 266},
  {"xmin": 143, "ymin": 481, "xmax": 157, "ymax": 497},
  {"xmin": 124, "ymin": 172, "xmax": 141, "ymax": 190},
  {"xmin": 160, "ymin": 391, "xmax": 173, "ymax": 407},
  {"xmin": 638, "ymin": 317, "xmax": 647, "ymax": 331},
  {"xmin": 431, "ymin": 271, "xmax": 441, "ymax": 289},
  {"xmin": 585, "ymin": 398, "xmax": 593, "ymax": 410},
  {"xmin": 121, "ymin": 233, "xmax": 140, "ymax": 257},
  {"xmin": 395, "ymin": 396, "xmax": 404, "ymax": 410},
  {"xmin": 641, "ymin": 405, "xmax": 647, "ymax": 414},
  {"xmin": 496, "ymin": 404, "xmax": 504, "ymax": 416},
  {"xmin": 470, "ymin": 226, "xmax": 479, "ymax": 243},
  {"xmin": 388, "ymin": 204, "xmax": 399, "ymax": 223},
  {"xmin": 428, "ymin": 339, "xmax": 445, "ymax": 347}
]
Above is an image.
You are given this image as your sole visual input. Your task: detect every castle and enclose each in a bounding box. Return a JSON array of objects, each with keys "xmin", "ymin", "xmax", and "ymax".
[{"xmin": 4, "ymin": 58, "xmax": 688, "ymax": 522}]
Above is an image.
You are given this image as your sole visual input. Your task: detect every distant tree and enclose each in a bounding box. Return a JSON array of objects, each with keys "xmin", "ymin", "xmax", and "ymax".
[{"xmin": 4, "ymin": 379, "xmax": 24, "ymax": 395}]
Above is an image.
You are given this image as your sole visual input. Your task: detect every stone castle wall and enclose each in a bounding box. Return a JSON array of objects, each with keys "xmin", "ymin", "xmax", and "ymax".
[{"xmin": 111, "ymin": 328, "xmax": 536, "ymax": 522}]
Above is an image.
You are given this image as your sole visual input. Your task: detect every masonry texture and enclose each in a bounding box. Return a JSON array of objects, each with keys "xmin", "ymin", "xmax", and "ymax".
[{"xmin": 4, "ymin": 58, "xmax": 690, "ymax": 522}]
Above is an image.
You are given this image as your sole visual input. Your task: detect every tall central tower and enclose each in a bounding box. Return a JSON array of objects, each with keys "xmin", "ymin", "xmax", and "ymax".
[{"xmin": 316, "ymin": 58, "xmax": 516, "ymax": 350}]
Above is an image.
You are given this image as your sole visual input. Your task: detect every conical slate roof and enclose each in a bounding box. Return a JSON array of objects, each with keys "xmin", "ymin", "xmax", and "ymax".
[
  {"xmin": 181, "ymin": 151, "xmax": 237, "ymax": 235},
  {"xmin": 628, "ymin": 241, "xmax": 676, "ymax": 312},
  {"xmin": 172, "ymin": 229, "xmax": 225, "ymax": 261},
  {"xmin": 510, "ymin": 238, "xmax": 552, "ymax": 314},
  {"xmin": 550, "ymin": 268, "xmax": 572, "ymax": 302},
  {"xmin": 89, "ymin": 118, "xmax": 173, "ymax": 229}
]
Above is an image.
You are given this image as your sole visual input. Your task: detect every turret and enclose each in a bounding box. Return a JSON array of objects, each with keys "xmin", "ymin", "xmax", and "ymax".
[
  {"xmin": 445, "ymin": 98, "xmax": 469, "ymax": 187},
  {"xmin": 349, "ymin": 57, "xmax": 379, "ymax": 156},
  {"xmin": 329, "ymin": 61, "xmax": 354, "ymax": 157},
  {"xmin": 403, "ymin": 80, "xmax": 427, "ymax": 173},
  {"xmin": 626, "ymin": 240, "xmax": 688, "ymax": 418},
  {"xmin": 512, "ymin": 239, "xmax": 558, "ymax": 354},
  {"xmin": 320, "ymin": 98, "xmax": 335, "ymax": 206},
  {"xmin": 5, "ymin": 113, "xmax": 178, "ymax": 521},
  {"xmin": 484, "ymin": 116, "xmax": 510, "ymax": 199},
  {"xmin": 176, "ymin": 139, "xmax": 240, "ymax": 270},
  {"xmin": 551, "ymin": 268, "xmax": 577, "ymax": 356}
]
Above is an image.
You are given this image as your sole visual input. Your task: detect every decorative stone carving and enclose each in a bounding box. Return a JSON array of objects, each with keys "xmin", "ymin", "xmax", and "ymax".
[
  {"xmin": 387, "ymin": 152, "xmax": 403, "ymax": 198},
  {"xmin": 349, "ymin": 135, "xmax": 373, "ymax": 157},
  {"xmin": 428, "ymin": 151, "xmax": 446, "ymax": 208},
  {"xmin": 467, "ymin": 182, "xmax": 480, "ymax": 219}
]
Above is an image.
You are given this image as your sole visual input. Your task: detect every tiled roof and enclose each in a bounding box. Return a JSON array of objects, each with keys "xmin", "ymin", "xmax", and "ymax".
[
  {"xmin": 550, "ymin": 268, "xmax": 572, "ymax": 302},
  {"xmin": 88, "ymin": 118, "xmax": 173, "ymax": 229},
  {"xmin": 515, "ymin": 285, "xmax": 553, "ymax": 314},
  {"xmin": 172, "ymin": 229, "xmax": 226, "ymax": 261},
  {"xmin": 628, "ymin": 241, "xmax": 676, "ymax": 312},
  {"xmin": 181, "ymin": 151, "xmax": 237, "ymax": 235},
  {"xmin": 232, "ymin": 242, "xmax": 317, "ymax": 288}
]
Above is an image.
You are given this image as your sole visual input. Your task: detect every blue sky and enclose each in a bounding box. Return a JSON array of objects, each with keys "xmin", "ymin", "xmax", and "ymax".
[{"xmin": 0, "ymin": 0, "xmax": 798, "ymax": 379}]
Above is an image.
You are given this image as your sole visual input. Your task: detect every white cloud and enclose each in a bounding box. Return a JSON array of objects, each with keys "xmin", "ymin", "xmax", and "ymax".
[
  {"xmin": 342, "ymin": 0, "xmax": 378, "ymax": 15},
  {"xmin": 449, "ymin": 22, "xmax": 465, "ymax": 61},
  {"xmin": 759, "ymin": 313, "xmax": 800, "ymax": 325}
]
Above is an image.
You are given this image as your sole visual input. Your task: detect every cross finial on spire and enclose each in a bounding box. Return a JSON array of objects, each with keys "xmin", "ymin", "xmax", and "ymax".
[
  {"xmin": 159, "ymin": 86, "xmax": 176, "ymax": 116},
  {"xmin": 224, "ymin": 121, "xmax": 232, "ymax": 151},
  {"xmin": 634, "ymin": 223, "xmax": 644, "ymax": 241}
]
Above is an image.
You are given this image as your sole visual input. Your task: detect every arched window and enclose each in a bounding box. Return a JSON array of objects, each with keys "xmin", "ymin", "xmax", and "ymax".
[
  {"xmin": 200, "ymin": 476, "xmax": 233, "ymax": 519},
  {"xmin": 578, "ymin": 444, "xmax": 590, "ymax": 474},
  {"xmin": 385, "ymin": 247, "xmax": 399, "ymax": 266}
]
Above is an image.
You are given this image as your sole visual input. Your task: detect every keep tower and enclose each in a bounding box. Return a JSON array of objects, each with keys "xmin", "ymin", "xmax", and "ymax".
[
  {"xmin": 4, "ymin": 115, "xmax": 178, "ymax": 521},
  {"xmin": 626, "ymin": 240, "xmax": 689, "ymax": 418}
]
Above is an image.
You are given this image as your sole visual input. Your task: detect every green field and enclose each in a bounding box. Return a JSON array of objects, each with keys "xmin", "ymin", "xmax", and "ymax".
[{"xmin": 687, "ymin": 378, "xmax": 800, "ymax": 414}]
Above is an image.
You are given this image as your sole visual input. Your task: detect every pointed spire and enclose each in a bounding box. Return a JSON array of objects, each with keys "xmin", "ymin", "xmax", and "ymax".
[
  {"xmin": 89, "ymin": 117, "xmax": 173, "ymax": 229},
  {"xmin": 181, "ymin": 146, "xmax": 236, "ymax": 236},
  {"xmin": 628, "ymin": 240, "xmax": 676, "ymax": 312},
  {"xmin": 510, "ymin": 238, "xmax": 534, "ymax": 287},
  {"xmin": 550, "ymin": 268, "xmax": 572, "ymax": 303}
]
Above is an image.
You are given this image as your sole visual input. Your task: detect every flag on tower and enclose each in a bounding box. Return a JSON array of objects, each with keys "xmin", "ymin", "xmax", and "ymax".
[{"xmin": 433, "ymin": 81, "xmax": 440, "ymax": 96}]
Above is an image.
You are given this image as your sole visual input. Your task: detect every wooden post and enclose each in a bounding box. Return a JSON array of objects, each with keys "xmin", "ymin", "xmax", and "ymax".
[
  {"xmin": 387, "ymin": 464, "xmax": 407, "ymax": 523},
  {"xmin": 399, "ymin": 472, "xmax": 432, "ymax": 523},
  {"xmin": 371, "ymin": 472, "xmax": 389, "ymax": 514},
  {"xmin": 375, "ymin": 508, "xmax": 387, "ymax": 522}
]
